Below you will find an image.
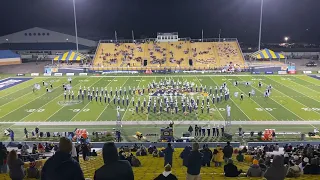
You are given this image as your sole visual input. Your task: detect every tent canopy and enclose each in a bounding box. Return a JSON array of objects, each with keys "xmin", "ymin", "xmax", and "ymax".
[
  {"xmin": 250, "ymin": 48, "xmax": 285, "ymax": 59},
  {"xmin": 53, "ymin": 51, "xmax": 86, "ymax": 61}
]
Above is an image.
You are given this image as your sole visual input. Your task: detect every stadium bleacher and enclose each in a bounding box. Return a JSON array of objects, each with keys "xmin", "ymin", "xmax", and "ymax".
[{"xmin": 93, "ymin": 40, "xmax": 245, "ymax": 70}]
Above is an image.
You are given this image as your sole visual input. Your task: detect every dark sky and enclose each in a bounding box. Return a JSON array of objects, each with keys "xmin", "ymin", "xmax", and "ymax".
[{"xmin": 0, "ymin": 0, "xmax": 319, "ymax": 43}]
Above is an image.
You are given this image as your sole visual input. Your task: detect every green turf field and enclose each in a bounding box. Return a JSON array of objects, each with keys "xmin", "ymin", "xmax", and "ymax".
[
  {"xmin": 0, "ymin": 74, "xmax": 320, "ymax": 141},
  {"xmin": 0, "ymin": 75, "xmax": 320, "ymax": 122}
]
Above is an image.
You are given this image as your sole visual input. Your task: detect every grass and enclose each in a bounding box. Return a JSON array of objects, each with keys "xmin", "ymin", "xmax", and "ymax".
[{"xmin": 0, "ymin": 74, "xmax": 319, "ymax": 142}]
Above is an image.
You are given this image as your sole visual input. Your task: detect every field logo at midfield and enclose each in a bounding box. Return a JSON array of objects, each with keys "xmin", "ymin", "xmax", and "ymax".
[
  {"xmin": 0, "ymin": 78, "xmax": 32, "ymax": 91},
  {"xmin": 58, "ymin": 100, "xmax": 82, "ymax": 106}
]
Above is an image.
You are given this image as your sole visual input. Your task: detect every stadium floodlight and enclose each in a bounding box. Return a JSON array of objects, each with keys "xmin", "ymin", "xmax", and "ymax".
[
  {"xmin": 72, "ymin": 0, "xmax": 79, "ymax": 52},
  {"xmin": 5, "ymin": 39, "xmax": 8, "ymax": 41},
  {"xmin": 284, "ymin": 36, "xmax": 289, "ymax": 42},
  {"xmin": 66, "ymin": 38, "xmax": 69, "ymax": 41},
  {"xmin": 258, "ymin": 0, "xmax": 264, "ymax": 50}
]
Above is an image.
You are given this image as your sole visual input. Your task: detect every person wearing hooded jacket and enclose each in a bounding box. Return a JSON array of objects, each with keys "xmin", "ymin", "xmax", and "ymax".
[
  {"xmin": 41, "ymin": 137, "xmax": 84, "ymax": 180},
  {"xmin": 154, "ymin": 164, "xmax": 178, "ymax": 180},
  {"xmin": 180, "ymin": 146, "xmax": 191, "ymax": 167},
  {"xmin": 246, "ymin": 159, "xmax": 263, "ymax": 177},
  {"xmin": 94, "ymin": 142, "xmax": 134, "ymax": 180},
  {"xmin": 264, "ymin": 155, "xmax": 288, "ymax": 180}
]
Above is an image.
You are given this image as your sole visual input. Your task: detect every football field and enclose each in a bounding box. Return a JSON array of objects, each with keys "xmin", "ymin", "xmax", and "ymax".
[{"xmin": 0, "ymin": 74, "xmax": 320, "ymax": 123}]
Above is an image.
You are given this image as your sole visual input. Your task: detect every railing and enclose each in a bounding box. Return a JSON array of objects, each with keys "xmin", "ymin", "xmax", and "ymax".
[{"xmin": 98, "ymin": 38, "xmax": 238, "ymax": 43}]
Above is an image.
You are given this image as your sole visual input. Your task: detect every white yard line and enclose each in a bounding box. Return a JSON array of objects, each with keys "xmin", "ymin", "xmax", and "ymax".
[
  {"xmin": 265, "ymin": 77, "xmax": 320, "ymax": 115},
  {"xmin": 287, "ymin": 77, "xmax": 320, "ymax": 95},
  {"xmin": 95, "ymin": 77, "xmax": 129, "ymax": 121},
  {"xmin": 121, "ymin": 77, "xmax": 143, "ymax": 122},
  {"xmin": 266, "ymin": 76, "xmax": 320, "ymax": 103},
  {"xmin": 20, "ymin": 77, "xmax": 86, "ymax": 122},
  {"xmin": 194, "ymin": 76, "xmax": 224, "ymax": 121},
  {"xmin": 237, "ymin": 76, "xmax": 304, "ymax": 120},
  {"xmin": 226, "ymin": 78, "xmax": 277, "ymax": 121},
  {"xmin": 209, "ymin": 76, "xmax": 251, "ymax": 121},
  {"xmin": 69, "ymin": 77, "xmax": 108, "ymax": 121},
  {"xmin": 0, "ymin": 81, "xmax": 65, "ymax": 119},
  {"xmin": 43, "ymin": 77, "xmax": 93, "ymax": 122},
  {"xmin": 4, "ymin": 120, "xmax": 320, "ymax": 126}
]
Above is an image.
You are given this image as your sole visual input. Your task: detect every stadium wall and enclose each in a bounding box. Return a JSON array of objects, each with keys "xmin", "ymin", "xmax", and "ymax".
[{"xmin": 0, "ymin": 57, "xmax": 21, "ymax": 65}]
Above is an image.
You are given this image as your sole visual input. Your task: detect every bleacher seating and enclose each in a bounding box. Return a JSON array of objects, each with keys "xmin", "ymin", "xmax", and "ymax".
[
  {"xmin": 93, "ymin": 40, "xmax": 245, "ymax": 70},
  {"xmin": 78, "ymin": 148, "xmax": 318, "ymax": 180}
]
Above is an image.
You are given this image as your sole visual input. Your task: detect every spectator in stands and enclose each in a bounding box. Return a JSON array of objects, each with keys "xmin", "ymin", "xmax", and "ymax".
[
  {"xmin": 131, "ymin": 156, "xmax": 141, "ymax": 167},
  {"xmin": 236, "ymin": 151, "xmax": 244, "ymax": 162},
  {"xmin": 213, "ymin": 146, "xmax": 224, "ymax": 167},
  {"xmin": 27, "ymin": 158, "xmax": 40, "ymax": 179},
  {"xmin": 91, "ymin": 149, "xmax": 98, "ymax": 156},
  {"xmin": 258, "ymin": 158, "xmax": 267, "ymax": 172},
  {"xmin": 303, "ymin": 158, "xmax": 320, "ymax": 175},
  {"xmin": 201, "ymin": 145, "xmax": 212, "ymax": 167},
  {"xmin": 164, "ymin": 143, "xmax": 174, "ymax": 167},
  {"xmin": 0, "ymin": 143, "xmax": 8, "ymax": 173},
  {"xmin": 71, "ymin": 143, "xmax": 78, "ymax": 162},
  {"xmin": 7, "ymin": 150, "xmax": 25, "ymax": 180},
  {"xmin": 299, "ymin": 157, "xmax": 309, "ymax": 171},
  {"xmin": 41, "ymin": 137, "xmax": 84, "ymax": 180},
  {"xmin": 187, "ymin": 142, "xmax": 203, "ymax": 180},
  {"xmin": 286, "ymin": 160, "xmax": 301, "ymax": 178},
  {"xmin": 94, "ymin": 142, "xmax": 134, "ymax": 180},
  {"xmin": 180, "ymin": 146, "xmax": 191, "ymax": 167},
  {"xmin": 32, "ymin": 144, "xmax": 38, "ymax": 154},
  {"xmin": 81, "ymin": 143, "xmax": 89, "ymax": 161},
  {"xmin": 154, "ymin": 164, "xmax": 178, "ymax": 180},
  {"xmin": 224, "ymin": 159, "xmax": 242, "ymax": 177},
  {"xmin": 38, "ymin": 143, "xmax": 45, "ymax": 153},
  {"xmin": 246, "ymin": 159, "xmax": 263, "ymax": 177},
  {"xmin": 223, "ymin": 141, "xmax": 233, "ymax": 163},
  {"xmin": 21, "ymin": 143, "xmax": 29, "ymax": 156},
  {"xmin": 264, "ymin": 155, "xmax": 287, "ymax": 180}
]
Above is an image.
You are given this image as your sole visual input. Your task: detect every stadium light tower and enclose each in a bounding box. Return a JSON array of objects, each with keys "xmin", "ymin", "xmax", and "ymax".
[
  {"xmin": 258, "ymin": 0, "xmax": 264, "ymax": 50},
  {"xmin": 72, "ymin": 0, "xmax": 79, "ymax": 52},
  {"xmin": 284, "ymin": 36, "xmax": 289, "ymax": 43}
]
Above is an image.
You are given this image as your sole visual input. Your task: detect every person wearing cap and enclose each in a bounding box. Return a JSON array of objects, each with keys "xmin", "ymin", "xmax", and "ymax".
[
  {"xmin": 186, "ymin": 142, "xmax": 203, "ymax": 180},
  {"xmin": 41, "ymin": 137, "xmax": 84, "ymax": 180},
  {"xmin": 154, "ymin": 164, "xmax": 178, "ymax": 180},
  {"xmin": 94, "ymin": 142, "xmax": 134, "ymax": 180},
  {"xmin": 224, "ymin": 159, "xmax": 242, "ymax": 177},
  {"xmin": 264, "ymin": 155, "xmax": 287, "ymax": 180},
  {"xmin": 246, "ymin": 159, "xmax": 263, "ymax": 177}
]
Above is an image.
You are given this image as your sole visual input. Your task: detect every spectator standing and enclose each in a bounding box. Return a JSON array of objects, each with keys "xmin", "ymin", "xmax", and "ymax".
[
  {"xmin": 224, "ymin": 159, "xmax": 242, "ymax": 177},
  {"xmin": 188, "ymin": 125, "xmax": 193, "ymax": 136},
  {"xmin": 180, "ymin": 146, "xmax": 191, "ymax": 167},
  {"xmin": 194, "ymin": 125, "xmax": 199, "ymax": 136},
  {"xmin": 213, "ymin": 147, "xmax": 224, "ymax": 167},
  {"xmin": 71, "ymin": 143, "xmax": 78, "ymax": 162},
  {"xmin": 246, "ymin": 159, "xmax": 263, "ymax": 177},
  {"xmin": 164, "ymin": 143, "xmax": 174, "ymax": 167},
  {"xmin": 187, "ymin": 143, "xmax": 203, "ymax": 180},
  {"xmin": 201, "ymin": 145, "xmax": 212, "ymax": 167},
  {"xmin": 0, "ymin": 143, "xmax": 7, "ymax": 173},
  {"xmin": 7, "ymin": 150, "xmax": 24, "ymax": 180},
  {"xmin": 41, "ymin": 137, "xmax": 84, "ymax": 180},
  {"xmin": 154, "ymin": 164, "xmax": 178, "ymax": 180},
  {"xmin": 264, "ymin": 155, "xmax": 287, "ymax": 180},
  {"xmin": 81, "ymin": 143, "xmax": 89, "ymax": 161},
  {"xmin": 94, "ymin": 142, "xmax": 134, "ymax": 180},
  {"xmin": 223, "ymin": 141, "xmax": 233, "ymax": 163}
]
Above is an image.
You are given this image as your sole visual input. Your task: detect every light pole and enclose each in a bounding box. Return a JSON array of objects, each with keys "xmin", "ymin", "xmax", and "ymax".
[
  {"xmin": 72, "ymin": 0, "xmax": 79, "ymax": 52},
  {"xmin": 284, "ymin": 36, "xmax": 289, "ymax": 43},
  {"xmin": 258, "ymin": 0, "xmax": 264, "ymax": 50}
]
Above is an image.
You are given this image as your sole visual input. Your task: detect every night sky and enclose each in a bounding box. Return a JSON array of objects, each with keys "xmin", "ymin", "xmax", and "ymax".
[{"xmin": 0, "ymin": 0, "xmax": 319, "ymax": 43}]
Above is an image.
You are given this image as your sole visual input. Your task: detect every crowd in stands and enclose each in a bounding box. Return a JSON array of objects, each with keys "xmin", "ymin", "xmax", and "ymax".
[{"xmin": 1, "ymin": 138, "xmax": 320, "ymax": 179}]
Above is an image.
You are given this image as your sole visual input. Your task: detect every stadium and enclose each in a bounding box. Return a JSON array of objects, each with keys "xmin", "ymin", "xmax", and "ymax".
[{"xmin": 0, "ymin": 0, "xmax": 320, "ymax": 179}]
